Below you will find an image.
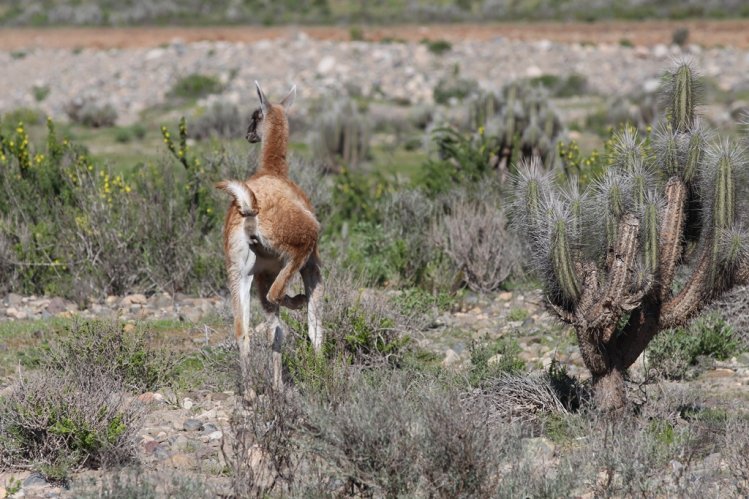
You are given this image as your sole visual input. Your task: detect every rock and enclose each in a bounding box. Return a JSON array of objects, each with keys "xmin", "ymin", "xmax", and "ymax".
[
  {"xmin": 121, "ymin": 293, "xmax": 147, "ymax": 306},
  {"xmin": 45, "ymin": 297, "xmax": 64, "ymax": 314},
  {"xmin": 442, "ymin": 349, "xmax": 460, "ymax": 367},
  {"xmin": 168, "ymin": 453, "xmax": 197, "ymax": 470},
  {"xmin": 143, "ymin": 440, "xmax": 161, "ymax": 454},
  {"xmin": 182, "ymin": 397, "xmax": 194, "ymax": 410},
  {"xmin": 487, "ymin": 354, "xmax": 504, "ymax": 366},
  {"xmin": 203, "ymin": 423, "xmax": 219, "ymax": 433},
  {"xmin": 183, "ymin": 418, "xmax": 204, "ymax": 431},
  {"xmin": 7, "ymin": 293, "xmax": 23, "ymax": 306},
  {"xmin": 123, "ymin": 323, "xmax": 137, "ymax": 333},
  {"xmin": 5, "ymin": 307, "xmax": 27, "ymax": 320},
  {"xmin": 207, "ymin": 430, "xmax": 223, "ymax": 441},
  {"xmin": 498, "ymin": 291, "xmax": 513, "ymax": 301},
  {"xmin": 704, "ymin": 368, "xmax": 735, "ymax": 379},
  {"xmin": 23, "ymin": 473, "xmax": 48, "ymax": 488},
  {"xmin": 317, "ymin": 55, "xmax": 336, "ymax": 74},
  {"xmin": 0, "ymin": 486, "xmax": 5, "ymax": 498},
  {"xmin": 137, "ymin": 392, "xmax": 164, "ymax": 404}
]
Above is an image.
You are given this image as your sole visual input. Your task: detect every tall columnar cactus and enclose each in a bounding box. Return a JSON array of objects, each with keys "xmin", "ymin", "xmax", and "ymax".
[
  {"xmin": 469, "ymin": 82, "xmax": 563, "ymax": 176},
  {"xmin": 513, "ymin": 62, "xmax": 749, "ymax": 412}
]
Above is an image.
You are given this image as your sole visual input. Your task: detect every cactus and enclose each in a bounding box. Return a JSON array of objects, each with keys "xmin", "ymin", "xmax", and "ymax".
[
  {"xmin": 512, "ymin": 62, "xmax": 749, "ymax": 412},
  {"xmin": 311, "ymin": 97, "xmax": 371, "ymax": 172},
  {"xmin": 469, "ymin": 82, "xmax": 563, "ymax": 177}
]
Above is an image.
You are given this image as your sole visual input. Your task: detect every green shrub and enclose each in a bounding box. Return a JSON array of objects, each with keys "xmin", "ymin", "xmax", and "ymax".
[
  {"xmin": 0, "ymin": 368, "xmax": 142, "ymax": 483},
  {"xmin": 648, "ymin": 312, "xmax": 742, "ymax": 379},
  {"xmin": 32, "ymin": 85, "xmax": 50, "ymax": 102},
  {"xmin": 433, "ymin": 77, "xmax": 479, "ymax": 104},
  {"xmin": 42, "ymin": 320, "xmax": 177, "ymax": 393},
  {"xmin": 114, "ymin": 127, "xmax": 132, "ymax": 143},
  {"xmin": 422, "ymin": 38, "xmax": 452, "ymax": 55},
  {"xmin": 65, "ymin": 99, "xmax": 117, "ymax": 127},
  {"xmin": 469, "ymin": 337, "xmax": 525, "ymax": 386},
  {"xmin": 528, "ymin": 73, "xmax": 589, "ymax": 98},
  {"xmin": 349, "ymin": 26, "xmax": 364, "ymax": 41},
  {"xmin": 168, "ymin": 73, "xmax": 223, "ymax": 99}
]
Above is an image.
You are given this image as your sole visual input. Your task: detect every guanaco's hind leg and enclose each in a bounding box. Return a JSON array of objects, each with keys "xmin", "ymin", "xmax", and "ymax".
[
  {"xmin": 256, "ymin": 273, "xmax": 285, "ymax": 391},
  {"xmin": 266, "ymin": 252, "xmax": 310, "ymax": 309},
  {"xmin": 229, "ymin": 268, "xmax": 253, "ymax": 381},
  {"xmin": 301, "ymin": 255, "xmax": 324, "ymax": 353}
]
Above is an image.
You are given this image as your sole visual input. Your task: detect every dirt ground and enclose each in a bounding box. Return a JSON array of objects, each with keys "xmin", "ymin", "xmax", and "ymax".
[{"xmin": 1, "ymin": 19, "xmax": 749, "ymax": 50}]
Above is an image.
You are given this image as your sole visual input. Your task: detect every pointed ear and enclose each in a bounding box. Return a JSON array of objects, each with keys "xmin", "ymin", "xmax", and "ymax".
[
  {"xmin": 255, "ymin": 81, "xmax": 269, "ymax": 114},
  {"xmin": 216, "ymin": 180, "xmax": 258, "ymax": 217},
  {"xmin": 280, "ymin": 85, "xmax": 296, "ymax": 110}
]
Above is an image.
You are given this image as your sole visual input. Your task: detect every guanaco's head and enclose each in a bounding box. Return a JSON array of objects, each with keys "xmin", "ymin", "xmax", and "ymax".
[{"xmin": 246, "ymin": 81, "xmax": 296, "ymax": 144}]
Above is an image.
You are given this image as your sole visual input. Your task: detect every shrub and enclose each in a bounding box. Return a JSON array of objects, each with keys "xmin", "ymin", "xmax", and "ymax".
[
  {"xmin": 648, "ymin": 312, "xmax": 742, "ymax": 379},
  {"xmin": 528, "ymin": 73, "xmax": 589, "ymax": 97},
  {"xmin": 42, "ymin": 320, "xmax": 177, "ymax": 393},
  {"xmin": 433, "ymin": 77, "xmax": 479, "ymax": 104},
  {"xmin": 469, "ymin": 337, "xmax": 525, "ymax": 385},
  {"xmin": 168, "ymin": 73, "xmax": 223, "ymax": 100},
  {"xmin": 283, "ymin": 267, "xmax": 416, "ymax": 367},
  {"xmin": 65, "ymin": 99, "xmax": 117, "ymax": 127},
  {"xmin": 0, "ymin": 118, "xmax": 226, "ymax": 300},
  {"xmin": 0, "ymin": 369, "xmax": 143, "ymax": 483},
  {"xmin": 422, "ymin": 38, "xmax": 452, "ymax": 55},
  {"xmin": 189, "ymin": 101, "xmax": 244, "ymax": 140},
  {"xmin": 433, "ymin": 197, "xmax": 521, "ymax": 293},
  {"xmin": 32, "ymin": 85, "xmax": 50, "ymax": 102},
  {"xmin": 672, "ymin": 27, "xmax": 690, "ymax": 47}
]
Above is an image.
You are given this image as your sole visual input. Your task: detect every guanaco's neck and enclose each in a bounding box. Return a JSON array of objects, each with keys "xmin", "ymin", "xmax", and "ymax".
[{"xmin": 258, "ymin": 109, "xmax": 289, "ymax": 177}]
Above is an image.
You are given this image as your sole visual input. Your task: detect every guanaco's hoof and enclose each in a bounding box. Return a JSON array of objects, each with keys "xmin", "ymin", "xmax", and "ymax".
[{"xmin": 266, "ymin": 292, "xmax": 308, "ymax": 310}]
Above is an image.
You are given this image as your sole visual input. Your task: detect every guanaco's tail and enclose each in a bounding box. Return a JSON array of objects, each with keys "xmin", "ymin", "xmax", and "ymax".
[{"xmin": 216, "ymin": 180, "xmax": 259, "ymax": 216}]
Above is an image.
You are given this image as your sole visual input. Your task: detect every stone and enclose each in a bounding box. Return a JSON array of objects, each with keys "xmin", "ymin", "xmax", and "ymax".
[
  {"xmin": 123, "ymin": 323, "xmax": 137, "ymax": 333},
  {"xmin": 498, "ymin": 291, "xmax": 513, "ymax": 301},
  {"xmin": 182, "ymin": 397, "xmax": 194, "ymax": 410},
  {"xmin": 168, "ymin": 453, "xmax": 197, "ymax": 470},
  {"xmin": 5, "ymin": 307, "xmax": 27, "ymax": 320},
  {"xmin": 7, "ymin": 293, "xmax": 23, "ymax": 306},
  {"xmin": 23, "ymin": 473, "xmax": 48, "ymax": 488},
  {"xmin": 317, "ymin": 55, "xmax": 336, "ymax": 74},
  {"xmin": 207, "ymin": 430, "xmax": 223, "ymax": 441},
  {"xmin": 183, "ymin": 418, "xmax": 204, "ymax": 431},
  {"xmin": 203, "ymin": 423, "xmax": 219, "ymax": 433},
  {"xmin": 442, "ymin": 349, "xmax": 460, "ymax": 367},
  {"xmin": 121, "ymin": 293, "xmax": 147, "ymax": 306},
  {"xmin": 143, "ymin": 440, "xmax": 161, "ymax": 454},
  {"xmin": 46, "ymin": 297, "xmax": 68, "ymax": 314}
]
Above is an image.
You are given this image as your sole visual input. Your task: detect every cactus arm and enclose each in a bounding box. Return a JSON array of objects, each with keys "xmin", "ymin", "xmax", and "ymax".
[
  {"xmin": 550, "ymin": 219, "xmax": 581, "ymax": 306},
  {"xmin": 658, "ymin": 177, "xmax": 688, "ymax": 301},
  {"xmin": 671, "ymin": 63, "xmax": 695, "ymax": 133},
  {"xmin": 585, "ymin": 214, "xmax": 640, "ymax": 342},
  {"xmin": 661, "ymin": 246, "xmax": 711, "ymax": 327}
]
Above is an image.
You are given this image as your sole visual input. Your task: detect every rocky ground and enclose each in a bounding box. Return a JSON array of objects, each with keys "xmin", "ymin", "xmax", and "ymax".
[
  {"xmin": 2, "ymin": 32, "xmax": 749, "ymax": 124},
  {"xmin": 2, "ymin": 288, "xmax": 749, "ymax": 497}
]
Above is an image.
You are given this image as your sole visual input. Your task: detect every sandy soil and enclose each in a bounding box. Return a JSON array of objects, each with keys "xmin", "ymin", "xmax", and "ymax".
[{"xmin": 1, "ymin": 20, "xmax": 748, "ymax": 50}]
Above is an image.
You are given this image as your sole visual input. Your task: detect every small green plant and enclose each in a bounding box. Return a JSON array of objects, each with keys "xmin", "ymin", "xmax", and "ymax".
[
  {"xmin": 169, "ymin": 73, "xmax": 223, "ymax": 99},
  {"xmin": 672, "ymin": 27, "xmax": 689, "ymax": 47},
  {"xmin": 114, "ymin": 127, "xmax": 132, "ymax": 143},
  {"xmin": 349, "ymin": 26, "xmax": 364, "ymax": 41},
  {"xmin": 619, "ymin": 38, "xmax": 634, "ymax": 47},
  {"xmin": 65, "ymin": 99, "xmax": 117, "ymax": 127},
  {"xmin": 433, "ymin": 77, "xmax": 479, "ymax": 104},
  {"xmin": 32, "ymin": 85, "xmax": 50, "ymax": 102},
  {"xmin": 648, "ymin": 313, "xmax": 742, "ymax": 379},
  {"xmin": 507, "ymin": 307, "xmax": 530, "ymax": 322},
  {"xmin": 422, "ymin": 38, "xmax": 452, "ymax": 55},
  {"xmin": 469, "ymin": 337, "xmax": 525, "ymax": 386}
]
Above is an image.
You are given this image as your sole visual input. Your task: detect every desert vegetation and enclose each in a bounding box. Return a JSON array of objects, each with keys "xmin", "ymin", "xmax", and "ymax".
[{"xmin": 1, "ymin": 19, "xmax": 749, "ymax": 498}]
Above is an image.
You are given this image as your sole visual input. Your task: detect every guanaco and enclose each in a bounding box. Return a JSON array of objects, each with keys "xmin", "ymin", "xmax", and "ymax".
[{"xmin": 217, "ymin": 82, "xmax": 323, "ymax": 390}]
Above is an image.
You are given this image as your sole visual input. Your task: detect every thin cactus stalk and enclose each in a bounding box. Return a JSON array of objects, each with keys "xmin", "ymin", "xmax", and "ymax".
[
  {"xmin": 512, "ymin": 61, "xmax": 749, "ymax": 413},
  {"xmin": 551, "ymin": 218, "xmax": 580, "ymax": 305}
]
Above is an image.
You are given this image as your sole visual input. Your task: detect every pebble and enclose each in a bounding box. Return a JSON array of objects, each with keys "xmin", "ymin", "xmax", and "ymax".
[{"xmin": 183, "ymin": 418, "xmax": 204, "ymax": 431}]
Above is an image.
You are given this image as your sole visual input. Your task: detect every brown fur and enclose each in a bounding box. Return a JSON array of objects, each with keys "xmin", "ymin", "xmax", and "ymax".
[{"xmin": 217, "ymin": 84, "xmax": 324, "ymax": 390}]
